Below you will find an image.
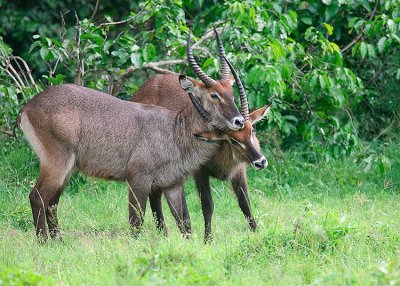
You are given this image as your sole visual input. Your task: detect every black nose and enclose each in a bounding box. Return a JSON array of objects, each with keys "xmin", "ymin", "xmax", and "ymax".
[
  {"xmin": 254, "ymin": 158, "xmax": 267, "ymax": 169},
  {"xmin": 232, "ymin": 116, "xmax": 244, "ymax": 129}
]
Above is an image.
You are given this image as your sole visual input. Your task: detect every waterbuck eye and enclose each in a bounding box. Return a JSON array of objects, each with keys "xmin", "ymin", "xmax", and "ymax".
[{"xmin": 210, "ymin": 93, "xmax": 219, "ymax": 100}]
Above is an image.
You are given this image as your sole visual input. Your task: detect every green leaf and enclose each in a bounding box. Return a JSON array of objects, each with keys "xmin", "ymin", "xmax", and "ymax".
[
  {"xmin": 48, "ymin": 74, "xmax": 64, "ymax": 85},
  {"xmin": 325, "ymin": 4, "xmax": 339, "ymax": 21},
  {"xmin": 300, "ymin": 17, "xmax": 312, "ymax": 25},
  {"xmin": 319, "ymin": 75, "xmax": 326, "ymax": 89},
  {"xmin": 202, "ymin": 58, "xmax": 214, "ymax": 69},
  {"xmin": 28, "ymin": 41, "xmax": 41, "ymax": 54},
  {"xmin": 377, "ymin": 37, "xmax": 386, "ymax": 53},
  {"xmin": 323, "ymin": 23, "xmax": 334, "ymax": 35},
  {"xmin": 322, "ymin": 0, "xmax": 331, "ymax": 4},
  {"xmin": 142, "ymin": 44, "xmax": 156, "ymax": 62},
  {"xmin": 130, "ymin": 53, "xmax": 141, "ymax": 68},
  {"xmin": 359, "ymin": 42, "xmax": 367, "ymax": 59},
  {"xmin": 40, "ymin": 47, "xmax": 49, "ymax": 60},
  {"xmin": 367, "ymin": 44, "xmax": 375, "ymax": 58},
  {"xmin": 103, "ymin": 41, "xmax": 113, "ymax": 54}
]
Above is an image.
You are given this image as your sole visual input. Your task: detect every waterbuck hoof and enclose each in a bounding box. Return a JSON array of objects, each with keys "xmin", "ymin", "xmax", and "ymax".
[
  {"xmin": 249, "ymin": 220, "xmax": 257, "ymax": 231},
  {"xmin": 204, "ymin": 234, "xmax": 213, "ymax": 244}
]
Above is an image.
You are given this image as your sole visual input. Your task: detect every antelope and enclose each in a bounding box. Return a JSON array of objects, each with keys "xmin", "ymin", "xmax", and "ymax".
[
  {"xmin": 18, "ymin": 32, "xmax": 265, "ymax": 241},
  {"xmin": 133, "ymin": 28, "xmax": 270, "ymax": 241}
]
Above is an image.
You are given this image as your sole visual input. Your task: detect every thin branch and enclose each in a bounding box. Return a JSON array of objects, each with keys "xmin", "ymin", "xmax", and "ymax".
[
  {"xmin": 340, "ymin": 0, "xmax": 379, "ymax": 53},
  {"xmin": 11, "ymin": 57, "xmax": 29, "ymax": 86},
  {"xmin": 0, "ymin": 66, "xmax": 23, "ymax": 90},
  {"xmin": 98, "ymin": 2, "xmax": 150, "ymax": 28},
  {"xmin": 7, "ymin": 62, "xmax": 26, "ymax": 88},
  {"xmin": 145, "ymin": 65, "xmax": 180, "ymax": 75},
  {"xmin": 111, "ymin": 59, "xmax": 185, "ymax": 96},
  {"xmin": 192, "ymin": 27, "xmax": 224, "ymax": 50},
  {"xmin": 89, "ymin": 0, "xmax": 100, "ymax": 21},
  {"xmin": 59, "ymin": 11, "xmax": 69, "ymax": 40},
  {"xmin": 74, "ymin": 12, "xmax": 83, "ymax": 85},
  {"xmin": 11, "ymin": 56, "xmax": 39, "ymax": 92}
]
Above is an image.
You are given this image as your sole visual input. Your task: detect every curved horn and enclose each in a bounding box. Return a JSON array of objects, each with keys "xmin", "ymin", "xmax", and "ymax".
[
  {"xmin": 188, "ymin": 92, "xmax": 212, "ymax": 122},
  {"xmin": 213, "ymin": 26, "xmax": 230, "ymax": 81},
  {"xmin": 187, "ymin": 31, "xmax": 216, "ymax": 87},
  {"xmin": 223, "ymin": 56, "xmax": 249, "ymax": 120}
]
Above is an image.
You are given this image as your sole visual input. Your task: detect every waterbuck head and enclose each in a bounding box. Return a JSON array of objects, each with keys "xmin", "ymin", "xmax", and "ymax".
[
  {"xmin": 180, "ymin": 28, "xmax": 244, "ymax": 131},
  {"xmin": 193, "ymin": 57, "xmax": 271, "ymax": 170}
]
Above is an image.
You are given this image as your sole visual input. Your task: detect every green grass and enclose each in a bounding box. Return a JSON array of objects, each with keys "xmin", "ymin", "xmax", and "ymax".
[{"xmin": 1, "ymin": 139, "xmax": 400, "ymax": 285}]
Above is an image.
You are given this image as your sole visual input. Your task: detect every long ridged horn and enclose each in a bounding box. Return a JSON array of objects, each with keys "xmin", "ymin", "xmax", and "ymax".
[
  {"xmin": 213, "ymin": 26, "xmax": 230, "ymax": 81},
  {"xmin": 223, "ymin": 56, "xmax": 249, "ymax": 120},
  {"xmin": 188, "ymin": 92, "xmax": 212, "ymax": 122},
  {"xmin": 187, "ymin": 31, "xmax": 216, "ymax": 87}
]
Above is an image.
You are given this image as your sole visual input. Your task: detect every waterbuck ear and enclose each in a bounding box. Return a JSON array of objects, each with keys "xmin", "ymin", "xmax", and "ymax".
[
  {"xmin": 250, "ymin": 104, "xmax": 271, "ymax": 125},
  {"xmin": 179, "ymin": 75, "xmax": 200, "ymax": 96},
  {"xmin": 194, "ymin": 131, "xmax": 228, "ymax": 142}
]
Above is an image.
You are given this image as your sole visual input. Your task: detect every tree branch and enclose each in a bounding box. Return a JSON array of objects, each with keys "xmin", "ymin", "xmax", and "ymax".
[
  {"xmin": 192, "ymin": 26, "xmax": 224, "ymax": 50},
  {"xmin": 74, "ymin": 12, "xmax": 83, "ymax": 85},
  {"xmin": 0, "ymin": 66, "xmax": 24, "ymax": 90},
  {"xmin": 340, "ymin": 0, "xmax": 379, "ymax": 53},
  {"xmin": 90, "ymin": 0, "xmax": 100, "ymax": 21},
  {"xmin": 98, "ymin": 2, "xmax": 150, "ymax": 28},
  {"xmin": 111, "ymin": 59, "xmax": 185, "ymax": 96},
  {"xmin": 11, "ymin": 56, "xmax": 39, "ymax": 93}
]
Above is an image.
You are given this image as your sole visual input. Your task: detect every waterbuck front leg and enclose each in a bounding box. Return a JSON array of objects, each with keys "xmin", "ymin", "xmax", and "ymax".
[
  {"xmin": 164, "ymin": 183, "xmax": 191, "ymax": 237},
  {"xmin": 127, "ymin": 179, "xmax": 150, "ymax": 236},
  {"xmin": 149, "ymin": 190, "xmax": 168, "ymax": 235},
  {"xmin": 193, "ymin": 169, "xmax": 213, "ymax": 242},
  {"xmin": 231, "ymin": 166, "xmax": 257, "ymax": 231}
]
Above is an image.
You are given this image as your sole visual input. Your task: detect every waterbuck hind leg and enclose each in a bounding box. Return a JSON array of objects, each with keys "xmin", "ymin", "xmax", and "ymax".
[
  {"xmin": 194, "ymin": 170, "xmax": 213, "ymax": 243},
  {"xmin": 46, "ymin": 195, "xmax": 62, "ymax": 240},
  {"xmin": 231, "ymin": 167, "xmax": 257, "ymax": 231},
  {"xmin": 149, "ymin": 190, "xmax": 168, "ymax": 235},
  {"xmin": 127, "ymin": 180, "xmax": 150, "ymax": 237},
  {"xmin": 164, "ymin": 183, "xmax": 191, "ymax": 238},
  {"xmin": 30, "ymin": 163, "xmax": 73, "ymax": 242},
  {"xmin": 21, "ymin": 110, "xmax": 75, "ymax": 241}
]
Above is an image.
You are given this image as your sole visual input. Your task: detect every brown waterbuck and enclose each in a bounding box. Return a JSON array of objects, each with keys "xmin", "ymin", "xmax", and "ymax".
[
  {"xmin": 18, "ymin": 32, "xmax": 264, "ymax": 241},
  {"xmin": 133, "ymin": 28, "xmax": 270, "ymax": 241}
]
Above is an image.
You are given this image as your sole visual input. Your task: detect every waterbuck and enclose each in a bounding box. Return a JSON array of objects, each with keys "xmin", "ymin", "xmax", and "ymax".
[
  {"xmin": 18, "ymin": 33, "xmax": 264, "ymax": 241},
  {"xmin": 133, "ymin": 28, "xmax": 270, "ymax": 240}
]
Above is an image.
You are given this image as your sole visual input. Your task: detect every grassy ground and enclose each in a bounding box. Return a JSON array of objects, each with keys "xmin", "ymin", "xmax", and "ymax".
[{"xmin": 1, "ymin": 139, "xmax": 400, "ymax": 285}]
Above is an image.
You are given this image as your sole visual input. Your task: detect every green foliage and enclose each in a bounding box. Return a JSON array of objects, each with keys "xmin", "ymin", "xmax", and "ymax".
[{"xmin": 0, "ymin": 267, "xmax": 53, "ymax": 286}]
